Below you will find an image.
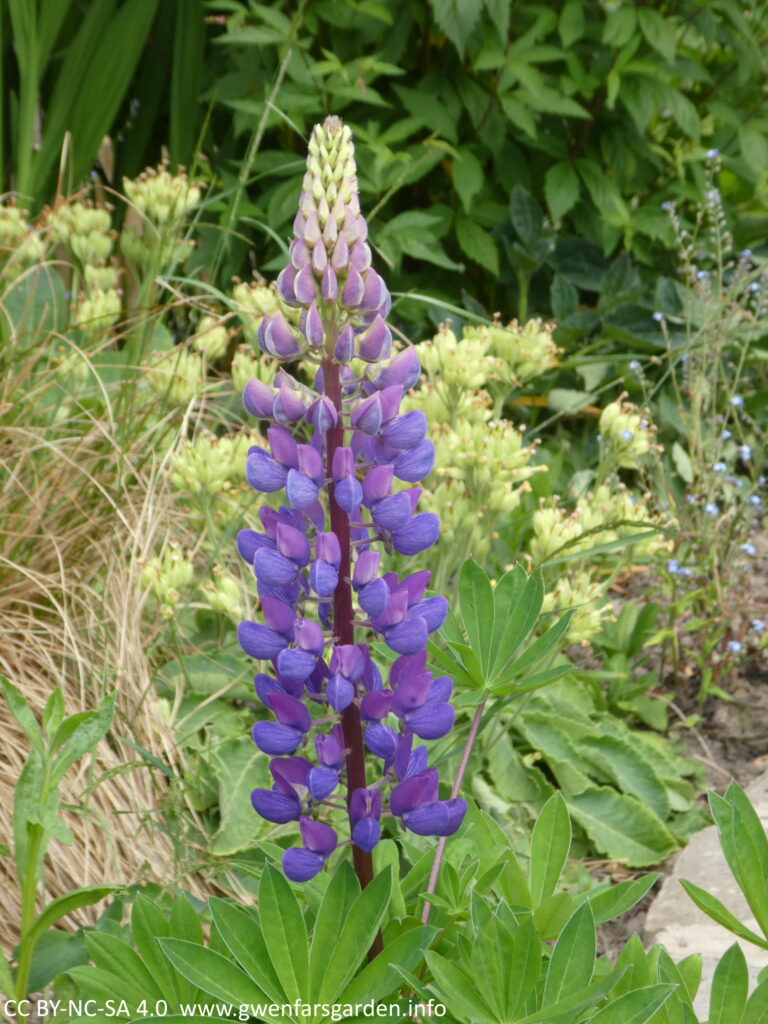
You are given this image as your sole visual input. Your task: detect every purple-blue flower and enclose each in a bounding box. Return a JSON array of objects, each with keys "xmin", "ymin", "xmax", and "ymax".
[{"xmin": 238, "ymin": 116, "xmax": 465, "ymax": 880}]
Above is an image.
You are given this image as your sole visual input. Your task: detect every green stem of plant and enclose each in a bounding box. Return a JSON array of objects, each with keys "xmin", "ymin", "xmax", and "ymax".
[
  {"xmin": 421, "ymin": 697, "xmax": 486, "ymax": 925},
  {"xmin": 14, "ymin": 824, "xmax": 44, "ymax": 1023}
]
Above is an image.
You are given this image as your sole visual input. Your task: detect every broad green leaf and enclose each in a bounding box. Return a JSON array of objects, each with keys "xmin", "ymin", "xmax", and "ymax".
[
  {"xmin": 489, "ymin": 570, "xmax": 544, "ymax": 680},
  {"xmin": 159, "ymin": 939, "xmax": 272, "ymax": 1014},
  {"xmin": 510, "ymin": 185, "xmax": 543, "ymax": 246},
  {"xmin": 743, "ymin": 976, "xmax": 768, "ymax": 1024},
  {"xmin": 67, "ymin": 964, "xmax": 152, "ymax": 1010},
  {"xmin": 492, "ymin": 664, "xmax": 573, "ymax": 697},
  {"xmin": 567, "ymin": 788, "xmax": 677, "ymax": 866},
  {"xmin": 587, "ymin": 874, "xmax": 660, "ymax": 925},
  {"xmin": 581, "ymin": 735, "xmax": 670, "ymax": 820},
  {"xmin": 339, "ymin": 925, "xmax": 437, "ymax": 1004},
  {"xmin": 373, "ymin": 840, "xmax": 406, "ymax": 918},
  {"xmin": 518, "ymin": 966, "xmax": 627, "ymax": 1023},
  {"xmin": 314, "ymin": 864, "xmax": 387, "ymax": 1002},
  {"xmin": 456, "ymin": 215, "xmax": 499, "ymax": 275},
  {"xmin": 42, "ymin": 688, "xmax": 66, "ymax": 741},
  {"xmin": 424, "ymin": 951, "xmax": 496, "ymax": 1024},
  {"xmin": 545, "ymin": 161, "xmax": 580, "ymax": 222},
  {"xmin": 458, "ymin": 559, "xmax": 495, "ymax": 675},
  {"xmin": 603, "ymin": 5, "xmax": 637, "ymax": 47},
  {"xmin": 429, "ymin": 0, "xmax": 484, "ymax": 59},
  {"xmin": 551, "ymin": 273, "xmax": 579, "ymax": 319},
  {"xmin": 452, "ymin": 147, "xmax": 484, "ymax": 213},
  {"xmin": 725, "ymin": 782, "xmax": 768, "ymax": 935},
  {"xmin": 507, "ymin": 915, "xmax": 542, "ymax": 1016},
  {"xmin": 679, "ymin": 880, "xmax": 768, "ymax": 949},
  {"xmin": 259, "ymin": 865, "xmax": 309, "ymax": 1002},
  {"xmin": 559, "ymin": 0, "xmax": 585, "ymax": 47},
  {"xmin": 534, "ymin": 891, "xmax": 574, "ymax": 940},
  {"xmin": 544, "ymin": 901, "xmax": 595, "ymax": 1004},
  {"xmin": 1, "ymin": 676, "xmax": 43, "ymax": 753},
  {"xmin": 169, "ymin": 895, "xmax": 204, "ymax": 1004},
  {"xmin": 530, "ymin": 792, "xmax": 571, "ymax": 906},
  {"xmin": 209, "ymin": 899, "xmax": 284, "ymax": 1004},
  {"xmin": 586, "ymin": 984, "xmax": 674, "ymax": 1024},
  {"xmin": 210, "ymin": 736, "xmax": 270, "ymax": 855},
  {"xmin": 638, "ymin": 7, "xmax": 676, "ymax": 61}
]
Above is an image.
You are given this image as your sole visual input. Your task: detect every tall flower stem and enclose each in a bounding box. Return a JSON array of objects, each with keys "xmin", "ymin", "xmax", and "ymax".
[
  {"xmin": 421, "ymin": 698, "xmax": 486, "ymax": 925},
  {"xmin": 323, "ymin": 349, "xmax": 375, "ymax": 892}
]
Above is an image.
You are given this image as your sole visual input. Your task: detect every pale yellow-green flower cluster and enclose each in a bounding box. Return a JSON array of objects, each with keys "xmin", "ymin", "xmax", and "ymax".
[
  {"xmin": 231, "ymin": 345, "xmax": 278, "ymax": 393},
  {"xmin": 170, "ymin": 430, "xmax": 259, "ymax": 496},
  {"xmin": 599, "ymin": 396, "xmax": 659, "ymax": 470},
  {"xmin": 192, "ymin": 315, "xmax": 230, "ymax": 362},
  {"xmin": 542, "ymin": 577, "xmax": 614, "ymax": 646},
  {"xmin": 147, "ymin": 347, "xmax": 205, "ymax": 405},
  {"xmin": 122, "ymin": 166, "xmax": 201, "ymax": 267},
  {"xmin": 463, "ymin": 317, "xmax": 561, "ymax": 385},
  {"xmin": 140, "ymin": 542, "xmax": 195, "ymax": 617},
  {"xmin": 0, "ymin": 204, "xmax": 45, "ymax": 263},
  {"xmin": 199, "ymin": 567, "xmax": 245, "ymax": 621}
]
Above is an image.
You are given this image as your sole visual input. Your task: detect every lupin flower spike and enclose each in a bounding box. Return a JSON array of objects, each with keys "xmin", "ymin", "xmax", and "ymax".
[{"xmin": 238, "ymin": 116, "xmax": 466, "ymax": 886}]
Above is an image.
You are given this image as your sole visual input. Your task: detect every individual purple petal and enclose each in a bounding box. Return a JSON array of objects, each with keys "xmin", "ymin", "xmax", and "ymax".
[
  {"xmin": 306, "ymin": 396, "xmax": 337, "ymax": 433},
  {"xmin": 365, "ymin": 723, "xmax": 398, "ymax": 761},
  {"xmin": 372, "ymin": 347, "xmax": 421, "ymax": 390},
  {"xmin": 358, "ymin": 578, "xmax": 390, "ymax": 616},
  {"xmin": 243, "ymin": 378, "xmax": 276, "ymax": 419},
  {"xmin": 268, "ymin": 424, "xmax": 300, "ymax": 468},
  {"xmin": 308, "ymin": 764, "xmax": 339, "ymax": 800},
  {"xmin": 254, "ymin": 673, "xmax": 283, "ymax": 705},
  {"xmin": 286, "ymin": 469, "xmax": 319, "ymax": 509},
  {"xmin": 352, "ymin": 818, "xmax": 381, "ymax": 852},
  {"xmin": 309, "ymin": 559, "xmax": 339, "ymax": 597},
  {"xmin": 237, "ymin": 528, "xmax": 270, "ymax": 564},
  {"xmin": 316, "ymin": 531, "xmax": 341, "ymax": 567},
  {"xmin": 238, "ymin": 621, "xmax": 287, "ymax": 660},
  {"xmin": 375, "ymin": 589, "xmax": 409, "ymax": 629},
  {"xmin": 357, "ymin": 314, "xmax": 392, "ymax": 362},
  {"xmin": 334, "ymin": 323, "xmax": 355, "ymax": 362},
  {"xmin": 277, "ymin": 647, "xmax": 317, "ymax": 682},
  {"xmin": 404, "ymin": 744, "xmax": 429, "ymax": 780},
  {"xmin": 312, "ymin": 240, "xmax": 328, "ymax": 274},
  {"xmin": 390, "ymin": 673, "xmax": 431, "ymax": 716},
  {"xmin": 294, "ymin": 617, "xmax": 325, "ymax": 655},
  {"xmin": 406, "ymin": 702, "xmax": 455, "ymax": 740},
  {"xmin": 332, "ymin": 446, "xmax": 355, "ymax": 481},
  {"xmin": 246, "ymin": 451, "xmax": 288, "ymax": 493},
  {"xmin": 335, "ymin": 475, "xmax": 363, "ymax": 513},
  {"xmin": 321, "ymin": 264, "xmax": 338, "ymax": 302},
  {"xmin": 327, "ymin": 674, "xmax": 354, "ymax": 711},
  {"xmin": 276, "ymin": 523, "xmax": 311, "ymax": 565},
  {"xmin": 378, "ymin": 385, "xmax": 404, "ymax": 421},
  {"xmin": 315, "ymin": 727, "xmax": 344, "ymax": 768},
  {"xmin": 428, "ymin": 675, "xmax": 453, "ymax": 703},
  {"xmin": 393, "ymin": 439, "xmax": 435, "ymax": 482},
  {"xmin": 273, "ymin": 385, "xmax": 306, "ymax": 424},
  {"xmin": 351, "ymin": 393, "xmax": 383, "ymax": 435},
  {"xmin": 390, "ymin": 650, "xmax": 426, "ymax": 687},
  {"xmin": 372, "ymin": 492, "xmax": 412, "ymax": 531},
  {"xmin": 399, "ymin": 571, "xmax": 431, "ymax": 604},
  {"xmin": 408, "ymin": 595, "xmax": 448, "ymax": 632},
  {"xmin": 260, "ymin": 595, "xmax": 296, "ymax": 636},
  {"xmin": 251, "ymin": 788, "xmax": 300, "ymax": 823},
  {"xmin": 390, "ymin": 768, "xmax": 440, "ymax": 816},
  {"xmin": 392, "ymin": 513, "xmax": 440, "ymax": 555},
  {"xmin": 303, "ymin": 211, "xmax": 321, "ymax": 245},
  {"xmin": 276, "ymin": 264, "xmax": 299, "ymax": 306},
  {"xmin": 381, "ymin": 410, "xmax": 427, "ymax": 450},
  {"xmin": 264, "ymin": 313, "xmax": 302, "ymax": 359},
  {"xmin": 298, "ymin": 443, "xmax": 324, "ymax": 483},
  {"xmin": 362, "ymin": 465, "xmax": 394, "ymax": 505},
  {"xmin": 361, "ymin": 647, "xmax": 383, "ymax": 691},
  {"xmin": 294, "ymin": 262, "xmax": 317, "ymax": 304},
  {"xmin": 350, "ymin": 241, "xmax": 372, "ymax": 273},
  {"xmin": 331, "ymin": 234, "xmax": 349, "ymax": 270},
  {"xmin": 290, "ymin": 238, "xmax": 310, "ymax": 269},
  {"xmin": 251, "ymin": 721, "xmax": 303, "ymax": 755},
  {"xmin": 360, "ymin": 689, "xmax": 392, "ymax": 721},
  {"xmin": 300, "ymin": 817, "xmax": 338, "ymax": 856},
  {"xmin": 350, "ymin": 787, "xmax": 382, "ymax": 822},
  {"xmin": 254, "ymin": 547, "xmax": 299, "ymax": 586},
  {"xmin": 283, "ymin": 847, "xmax": 324, "ymax": 882},
  {"xmin": 270, "ymin": 755, "xmax": 311, "ymax": 791},
  {"xmin": 359, "ymin": 269, "xmax": 386, "ymax": 311},
  {"xmin": 353, "ymin": 549, "xmax": 381, "ymax": 586},
  {"xmin": 330, "ymin": 644, "xmax": 365, "ymax": 679},
  {"xmin": 342, "ymin": 265, "xmax": 365, "ymax": 307},
  {"xmin": 385, "ymin": 616, "xmax": 429, "ymax": 655},
  {"xmin": 403, "ymin": 798, "xmax": 467, "ymax": 836}
]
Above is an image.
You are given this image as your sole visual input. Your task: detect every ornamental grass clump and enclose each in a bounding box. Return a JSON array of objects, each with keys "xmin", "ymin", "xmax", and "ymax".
[{"xmin": 237, "ymin": 116, "xmax": 466, "ymax": 885}]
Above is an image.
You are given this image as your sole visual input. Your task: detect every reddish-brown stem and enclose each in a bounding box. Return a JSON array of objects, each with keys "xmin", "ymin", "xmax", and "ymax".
[{"xmin": 323, "ymin": 346, "xmax": 383, "ymax": 958}]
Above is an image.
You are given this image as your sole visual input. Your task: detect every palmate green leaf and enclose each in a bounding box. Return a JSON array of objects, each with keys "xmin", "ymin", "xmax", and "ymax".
[
  {"xmin": 529, "ymin": 792, "xmax": 571, "ymax": 906},
  {"xmin": 209, "ymin": 899, "xmax": 284, "ymax": 1004},
  {"xmin": 492, "ymin": 609, "xmax": 574, "ymax": 685},
  {"xmin": 489, "ymin": 569, "xmax": 544, "ymax": 681},
  {"xmin": 587, "ymin": 873, "xmax": 660, "ymax": 925},
  {"xmin": 445, "ymin": 641, "xmax": 485, "ymax": 686},
  {"xmin": 315, "ymin": 869, "xmax": 393, "ymax": 1004},
  {"xmin": 544, "ymin": 901, "xmax": 595, "ymax": 1005},
  {"xmin": 259, "ymin": 866, "xmax": 309, "ymax": 1002},
  {"xmin": 339, "ymin": 925, "xmax": 437, "ymax": 1005},
  {"xmin": 427, "ymin": 639, "xmax": 477, "ymax": 688},
  {"xmin": 67, "ymin": 964, "xmax": 151, "ymax": 1012},
  {"xmin": 458, "ymin": 559, "xmax": 494, "ymax": 676},
  {"xmin": 587, "ymin": 984, "xmax": 674, "ymax": 1024},
  {"xmin": 85, "ymin": 932, "xmax": 165, "ymax": 1003},
  {"xmin": 159, "ymin": 940, "xmax": 275, "ymax": 1019},
  {"xmin": 506, "ymin": 915, "xmax": 542, "ymax": 1017},
  {"xmin": 568, "ymin": 788, "xmax": 677, "ymax": 866},
  {"xmin": 492, "ymin": 664, "xmax": 573, "ymax": 697},
  {"xmin": 679, "ymin": 880, "xmax": 768, "ymax": 949},
  {"xmin": 424, "ymin": 951, "xmax": 497, "ymax": 1024},
  {"xmin": 131, "ymin": 896, "xmax": 181, "ymax": 1007},
  {"xmin": 309, "ymin": 862, "xmax": 360, "ymax": 998},
  {"xmin": 519, "ymin": 967, "xmax": 627, "ymax": 1024}
]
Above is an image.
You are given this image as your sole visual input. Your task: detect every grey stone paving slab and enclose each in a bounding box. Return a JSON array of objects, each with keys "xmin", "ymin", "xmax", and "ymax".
[{"xmin": 643, "ymin": 770, "xmax": 768, "ymax": 1018}]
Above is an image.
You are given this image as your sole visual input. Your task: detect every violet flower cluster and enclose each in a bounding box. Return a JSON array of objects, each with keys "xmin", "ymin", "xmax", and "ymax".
[{"xmin": 237, "ymin": 116, "xmax": 466, "ymax": 882}]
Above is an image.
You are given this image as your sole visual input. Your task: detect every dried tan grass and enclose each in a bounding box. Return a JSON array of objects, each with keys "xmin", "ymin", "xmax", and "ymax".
[{"xmin": 0, "ymin": 352, "xmax": 215, "ymax": 952}]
